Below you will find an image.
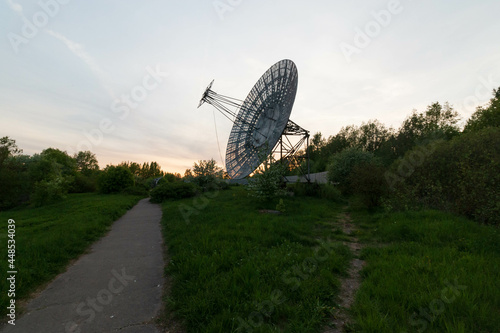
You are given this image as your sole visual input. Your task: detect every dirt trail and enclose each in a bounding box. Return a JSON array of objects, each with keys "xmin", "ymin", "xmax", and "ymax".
[{"xmin": 323, "ymin": 211, "xmax": 365, "ymax": 333}]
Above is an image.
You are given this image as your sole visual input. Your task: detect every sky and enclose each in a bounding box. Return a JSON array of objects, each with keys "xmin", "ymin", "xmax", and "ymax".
[{"xmin": 1, "ymin": 0, "xmax": 499, "ymax": 174}]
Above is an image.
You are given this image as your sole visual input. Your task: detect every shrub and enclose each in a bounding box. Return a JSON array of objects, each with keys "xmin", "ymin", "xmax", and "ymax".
[
  {"xmin": 288, "ymin": 182, "xmax": 343, "ymax": 202},
  {"xmin": 327, "ymin": 147, "xmax": 376, "ymax": 194},
  {"xmin": 247, "ymin": 160, "xmax": 286, "ymax": 200},
  {"xmin": 150, "ymin": 182, "xmax": 197, "ymax": 203},
  {"xmin": 0, "ymin": 159, "xmax": 27, "ymax": 210},
  {"xmin": 191, "ymin": 159, "xmax": 224, "ymax": 191},
  {"xmin": 98, "ymin": 166, "xmax": 134, "ymax": 194},
  {"xmin": 387, "ymin": 127, "xmax": 500, "ymax": 224},
  {"xmin": 464, "ymin": 88, "xmax": 500, "ymax": 133},
  {"xmin": 217, "ymin": 181, "xmax": 230, "ymax": 191},
  {"xmin": 69, "ymin": 173, "xmax": 97, "ymax": 193},
  {"xmin": 122, "ymin": 184, "xmax": 149, "ymax": 196},
  {"xmin": 349, "ymin": 160, "xmax": 387, "ymax": 209},
  {"xmin": 31, "ymin": 176, "xmax": 68, "ymax": 206},
  {"xmin": 319, "ymin": 183, "xmax": 343, "ymax": 202}
]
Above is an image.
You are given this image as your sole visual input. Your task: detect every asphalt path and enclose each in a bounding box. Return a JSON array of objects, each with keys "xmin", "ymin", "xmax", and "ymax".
[{"xmin": 1, "ymin": 198, "xmax": 164, "ymax": 333}]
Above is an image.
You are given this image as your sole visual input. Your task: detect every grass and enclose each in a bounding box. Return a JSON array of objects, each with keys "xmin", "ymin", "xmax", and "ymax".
[
  {"xmin": 350, "ymin": 209, "xmax": 500, "ymax": 333},
  {"xmin": 160, "ymin": 186, "xmax": 351, "ymax": 332},
  {"xmin": 2, "ymin": 183, "xmax": 497, "ymax": 332},
  {"xmin": 0, "ymin": 193, "xmax": 143, "ymax": 317}
]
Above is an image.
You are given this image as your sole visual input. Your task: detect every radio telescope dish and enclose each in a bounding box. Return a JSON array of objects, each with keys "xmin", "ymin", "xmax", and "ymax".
[{"xmin": 199, "ymin": 59, "xmax": 309, "ymax": 180}]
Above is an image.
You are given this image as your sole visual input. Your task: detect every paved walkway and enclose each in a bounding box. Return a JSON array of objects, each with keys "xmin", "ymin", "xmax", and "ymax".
[{"xmin": 1, "ymin": 199, "xmax": 164, "ymax": 333}]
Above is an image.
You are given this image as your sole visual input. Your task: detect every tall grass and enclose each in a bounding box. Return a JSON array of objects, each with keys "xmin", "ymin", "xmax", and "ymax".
[
  {"xmin": 160, "ymin": 187, "xmax": 350, "ymax": 332},
  {"xmin": 351, "ymin": 209, "xmax": 500, "ymax": 332}
]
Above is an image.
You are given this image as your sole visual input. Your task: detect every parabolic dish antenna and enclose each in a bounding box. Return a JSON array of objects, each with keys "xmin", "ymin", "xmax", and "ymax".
[{"xmin": 199, "ymin": 59, "xmax": 309, "ymax": 180}]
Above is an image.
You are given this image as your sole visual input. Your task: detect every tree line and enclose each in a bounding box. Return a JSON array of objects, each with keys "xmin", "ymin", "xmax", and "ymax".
[
  {"xmin": 296, "ymin": 87, "xmax": 500, "ymax": 224},
  {"xmin": 0, "ymin": 143, "xmax": 180, "ymax": 210}
]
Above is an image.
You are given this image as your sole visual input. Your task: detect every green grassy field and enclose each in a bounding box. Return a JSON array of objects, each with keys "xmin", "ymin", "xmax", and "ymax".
[
  {"xmin": 160, "ymin": 187, "xmax": 500, "ymax": 333},
  {"xmin": 160, "ymin": 186, "xmax": 351, "ymax": 332},
  {"xmin": 2, "ymin": 185, "xmax": 498, "ymax": 332},
  {"xmin": 0, "ymin": 193, "xmax": 143, "ymax": 317},
  {"xmin": 350, "ymin": 209, "xmax": 500, "ymax": 333}
]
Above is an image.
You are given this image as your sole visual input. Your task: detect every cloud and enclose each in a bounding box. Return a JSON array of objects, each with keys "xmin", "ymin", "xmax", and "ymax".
[{"xmin": 45, "ymin": 29, "xmax": 116, "ymax": 100}]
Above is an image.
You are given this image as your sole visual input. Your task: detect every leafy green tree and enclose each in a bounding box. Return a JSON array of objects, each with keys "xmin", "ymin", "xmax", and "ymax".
[
  {"xmin": 74, "ymin": 151, "xmax": 99, "ymax": 175},
  {"xmin": 40, "ymin": 148, "xmax": 77, "ymax": 177},
  {"xmin": 163, "ymin": 172, "xmax": 181, "ymax": 183},
  {"xmin": 327, "ymin": 147, "xmax": 375, "ymax": 194},
  {"xmin": 27, "ymin": 149, "xmax": 76, "ymax": 204},
  {"xmin": 349, "ymin": 159, "xmax": 387, "ymax": 209},
  {"xmin": 70, "ymin": 151, "xmax": 99, "ymax": 193},
  {"xmin": 150, "ymin": 182, "xmax": 197, "ymax": 203},
  {"xmin": 191, "ymin": 159, "xmax": 224, "ymax": 190},
  {"xmin": 137, "ymin": 161, "xmax": 164, "ymax": 179},
  {"xmin": 357, "ymin": 120, "xmax": 393, "ymax": 152},
  {"xmin": 98, "ymin": 166, "xmax": 134, "ymax": 193},
  {"xmin": 118, "ymin": 161, "xmax": 141, "ymax": 177},
  {"xmin": 387, "ymin": 127, "xmax": 500, "ymax": 224},
  {"xmin": 464, "ymin": 87, "xmax": 500, "ymax": 133},
  {"xmin": 393, "ymin": 102, "xmax": 460, "ymax": 158},
  {"xmin": 183, "ymin": 168, "xmax": 194, "ymax": 179},
  {"xmin": 0, "ymin": 136, "xmax": 22, "ymax": 165},
  {"xmin": 247, "ymin": 155, "xmax": 286, "ymax": 200},
  {"xmin": 0, "ymin": 137, "xmax": 27, "ymax": 210}
]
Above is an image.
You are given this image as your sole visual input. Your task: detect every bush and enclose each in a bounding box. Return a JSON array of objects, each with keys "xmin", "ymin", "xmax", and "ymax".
[
  {"xmin": 464, "ymin": 88, "xmax": 500, "ymax": 133},
  {"xmin": 122, "ymin": 184, "xmax": 149, "ymax": 196},
  {"xmin": 150, "ymin": 182, "xmax": 198, "ymax": 203},
  {"xmin": 217, "ymin": 181, "xmax": 230, "ymax": 191},
  {"xmin": 288, "ymin": 182, "xmax": 321, "ymax": 197},
  {"xmin": 98, "ymin": 166, "xmax": 134, "ymax": 194},
  {"xmin": 69, "ymin": 173, "xmax": 97, "ymax": 193},
  {"xmin": 191, "ymin": 159, "xmax": 224, "ymax": 191},
  {"xmin": 288, "ymin": 182, "xmax": 343, "ymax": 202},
  {"xmin": 387, "ymin": 127, "xmax": 500, "ymax": 224},
  {"xmin": 247, "ymin": 160, "xmax": 286, "ymax": 200},
  {"xmin": 31, "ymin": 177, "xmax": 68, "ymax": 206},
  {"xmin": 327, "ymin": 147, "xmax": 376, "ymax": 194},
  {"xmin": 349, "ymin": 160, "xmax": 387, "ymax": 209},
  {"xmin": 0, "ymin": 159, "xmax": 27, "ymax": 210}
]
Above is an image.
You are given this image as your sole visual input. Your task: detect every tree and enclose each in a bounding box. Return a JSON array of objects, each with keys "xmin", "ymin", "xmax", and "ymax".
[
  {"xmin": 247, "ymin": 155, "xmax": 286, "ymax": 200},
  {"xmin": 191, "ymin": 159, "xmax": 224, "ymax": 190},
  {"xmin": 98, "ymin": 166, "xmax": 134, "ymax": 193},
  {"xmin": 40, "ymin": 148, "xmax": 77, "ymax": 178},
  {"xmin": 357, "ymin": 120, "xmax": 393, "ymax": 152},
  {"xmin": 0, "ymin": 137, "xmax": 26, "ymax": 210},
  {"xmin": 464, "ymin": 87, "xmax": 500, "ymax": 133},
  {"xmin": 74, "ymin": 151, "xmax": 99, "ymax": 175},
  {"xmin": 327, "ymin": 147, "xmax": 376, "ymax": 194},
  {"xmin": 184, "ymin": 168, "xmax": 194, "ymax": 179},
  {"xmin": 0, "ymin": 136, "xmax": 22, "ymax": 165},
  {"xmin": 393, "ymin": 102, "xmax": 460, "ymax": 158}
]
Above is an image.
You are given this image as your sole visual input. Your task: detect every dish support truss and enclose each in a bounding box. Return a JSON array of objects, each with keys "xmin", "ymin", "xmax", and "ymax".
[{"xmin": 277, "ymin": 119, "xmax": 310, "ymax": 182}]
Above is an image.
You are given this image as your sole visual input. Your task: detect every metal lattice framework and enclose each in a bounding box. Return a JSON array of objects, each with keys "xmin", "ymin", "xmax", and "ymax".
[{"xmin": 198, "ymin": 59, "xmax": 309, "ymax": 180}]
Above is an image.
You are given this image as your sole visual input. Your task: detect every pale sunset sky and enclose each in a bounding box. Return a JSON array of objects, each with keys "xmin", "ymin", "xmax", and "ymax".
[{"xmin": 1, "ymin": 0, "xmax": 499, "ymax": 173}]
